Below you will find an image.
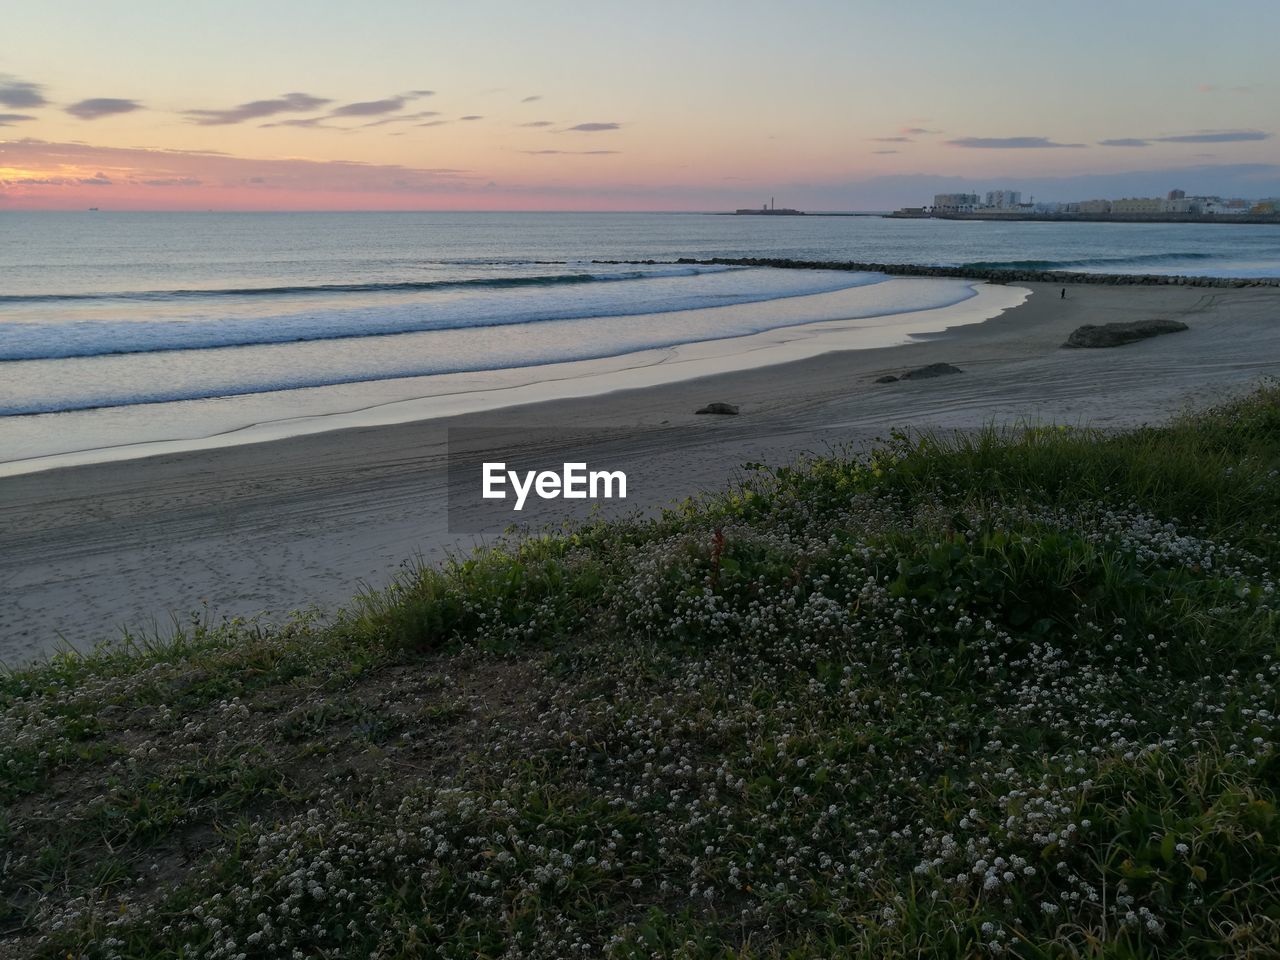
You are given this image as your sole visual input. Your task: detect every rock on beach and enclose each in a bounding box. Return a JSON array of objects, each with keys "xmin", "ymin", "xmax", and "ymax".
[{"xmin": 1063, "ymin": 319, "xmax": 1189, "ymax": 348}]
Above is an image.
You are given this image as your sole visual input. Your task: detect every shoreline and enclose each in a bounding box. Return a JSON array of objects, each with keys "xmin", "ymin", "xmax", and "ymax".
[
  {"xmin": 0, "ymin": 279, "xmax": 1022, "ymax": 477},
  {"xmin": 883, "ymin": 211, "xmax": 1280, "ymax": 225},
  {"xmin": 2, "ymin": 280, "xmax": 1279, "ymax": 663}
]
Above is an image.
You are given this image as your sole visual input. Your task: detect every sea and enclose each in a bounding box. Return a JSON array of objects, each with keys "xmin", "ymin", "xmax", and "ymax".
[{"xmin": 1, "ymin": 211, "xmax": 1277, "ymax": 471}]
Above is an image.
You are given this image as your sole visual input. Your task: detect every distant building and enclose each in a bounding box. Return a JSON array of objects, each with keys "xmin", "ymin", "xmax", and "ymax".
[
  {"xmin": 932, "ymin": 192, "xmax": 980, "ymax": 213},
  {"xmin": 983, "ymin": 190, "xmax": 1022, "ymax": 209},
  {"xmin": 1177, "ymin": 197, "xmax": 1249, "ymax": 216},
  {"xmin": 1111, "ymin": 197, "xmax": 1164, "ymax": 213},
  {"xmin": 1201, "ymin": 198, "xmax": 1249, "ymax": 215},
  {"xmin": 733, "ymin": 197, "xmax": 805, "ymax": 215},
  {"xmin": 895, "ymin": 188, "xmax": 1274, "ymax": 221}
]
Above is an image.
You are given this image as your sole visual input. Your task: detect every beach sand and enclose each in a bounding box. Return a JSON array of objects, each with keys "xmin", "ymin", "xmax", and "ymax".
[{"xmin": 2, "ymin": 281, "xmax": 1278, "ymax": 664}]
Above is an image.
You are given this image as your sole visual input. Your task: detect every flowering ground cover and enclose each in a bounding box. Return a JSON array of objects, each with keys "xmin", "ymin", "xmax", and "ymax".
[{"xmin": 3, "ymin": 385, "xmax": 1278, "ymax": 958}]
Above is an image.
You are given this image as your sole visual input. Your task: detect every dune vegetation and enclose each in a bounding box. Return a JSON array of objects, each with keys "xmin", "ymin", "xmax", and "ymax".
[{"xmin": 3, "ymin": 385, "xmax": 1279, "ymax": 958}]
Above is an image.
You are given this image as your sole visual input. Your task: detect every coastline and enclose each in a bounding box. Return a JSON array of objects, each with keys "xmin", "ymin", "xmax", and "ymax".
[
  {"xmin": 2, "ymin": 280, "xmax": 1279, "ymax": 664},
  {"xmin": 883, "ymin": 211, "xmax": 1280, "ymax": 225},
  {"xmin": 0, "ymin": 279, "xmax": 1021, "ymax": 476}
]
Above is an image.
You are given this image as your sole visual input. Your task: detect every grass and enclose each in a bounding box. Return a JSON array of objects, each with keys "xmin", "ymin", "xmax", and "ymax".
[{"xmin": 2, "ymin": 385, "xmax": 1279, "ymax": 958}]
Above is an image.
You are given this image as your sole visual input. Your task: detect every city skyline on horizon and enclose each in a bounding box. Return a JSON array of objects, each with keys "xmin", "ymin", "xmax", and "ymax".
[{"xmin": 2, "ymin": 0, "xmax": 1278, "ymax": 212}]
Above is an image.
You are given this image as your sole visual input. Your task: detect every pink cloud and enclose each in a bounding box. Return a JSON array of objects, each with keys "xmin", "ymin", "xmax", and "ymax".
[{"xmin": 0, "ymin": 138, "xmax": 479, "ymax": 210}]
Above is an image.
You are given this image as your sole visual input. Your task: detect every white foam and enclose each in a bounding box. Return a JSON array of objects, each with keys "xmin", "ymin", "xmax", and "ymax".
[{"xmin": 0, "ymin": 265, "xmax": 879, "ymax": 361}]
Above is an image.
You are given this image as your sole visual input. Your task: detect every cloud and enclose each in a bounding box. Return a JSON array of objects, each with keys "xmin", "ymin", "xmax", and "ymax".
[
  {"xmin": 946, "ymin": 136, "xmax": 1086, "ymax": 149},
  {"xmin": 520, "ymin": 149, "xmax": 620, "ymax": 155},
  {"xmin": 1156, "ymin": 129, "xmax": 1269, "ymax": 143},
  {"xmin": 162, "ymin": 147, "xmax": 232, "ymax": 156},
  {"xmin": 0, "ymin": 113, "xmax": 38, "ymax": 126},
  {"xmin": 901, "ymin": 127, "xmax": 939, "ymax": 135},
  {"xmin": 520, "ymin": 120, "xmax": 554, "ymax": 127},
  {"xmin": 565, "ymin": 122, "xmax": 620, "ymax": 132},
  {"xmin": 362, "ymin": 111, "xmax": 441, "ymax": 128},
  {"xmin": 1199, "ymin": 83, "xmax": 1254, "ymax": 95},
  {"xmin": 186, "ymin": 92, "xmax": 331, "ymax": 125},
  {"xmin": 0, "ymin": 75, "xmax": 46, "ymax": 109},
  {"xmin": 329, "ymin": 96, "xmax": 412, "ymax": 118},
  {"xmin": 521, "ymin": 95, "xmax": 542, "ymax": 103},
  {"xmin": 871, "ymin": 136, "xmax": 911, "ymax": 142},
  {"xmin": 406, "ymin": 89, "xmax": 435, "ymax": 97},
  {"xmin": 65, "ymin": 98, "xmax": 143, "ymax": 120},
  {"xmin": 459, "ymin": 115, "xmax": 483, "ymax": 121},
  {"xmin": 1098, "ymin": 130, "xmax": 1269, "ymax": 147},
  {"xmin": 872, "ymin": 149, "xmax": 900, "ymax": 154},
  {"xmin": 418, "ymin": 120, "xmax": 450, "ymax": 127},
  {"xmin": 260, "ymin": 116, "xmax": 337, "ymax": 129},
  {"xmin": 0, "ymin": 138, "xmax": 475, "ymax": 204},
  {"xmin": 7, "ymin": 175, "xmax": 111, "ymax": 186}
]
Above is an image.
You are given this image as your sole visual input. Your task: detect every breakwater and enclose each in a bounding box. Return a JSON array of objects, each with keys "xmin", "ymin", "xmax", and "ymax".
[{"xmin": 594, "ymin": 257, "xmax": 1280, "ymax": 288}]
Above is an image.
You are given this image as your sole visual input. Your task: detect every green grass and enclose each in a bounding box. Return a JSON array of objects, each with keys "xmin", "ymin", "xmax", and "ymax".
[{"xmin": 2, "ymin": 385, "xmax": 1279, "ymax": 958}]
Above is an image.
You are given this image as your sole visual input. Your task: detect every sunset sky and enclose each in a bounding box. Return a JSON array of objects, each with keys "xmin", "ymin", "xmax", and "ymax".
[{"xmin": 2, "ymin": 0, "xmax": 1277, "ymax": 211}]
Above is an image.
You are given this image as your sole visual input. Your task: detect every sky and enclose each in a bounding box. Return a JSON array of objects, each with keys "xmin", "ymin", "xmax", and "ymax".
[{"xmin": 1, "ymin": 0, "xmax": 1278, "ymax": 211}]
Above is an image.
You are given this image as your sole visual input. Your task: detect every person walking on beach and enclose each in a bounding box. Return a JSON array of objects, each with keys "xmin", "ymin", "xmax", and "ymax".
[{"xmin": 1060, "ymin": 287, "xmax": 1066, "ymax": 299}]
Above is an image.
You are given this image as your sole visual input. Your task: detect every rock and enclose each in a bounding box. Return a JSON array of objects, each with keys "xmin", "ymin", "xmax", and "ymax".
[
  {"xmin": 695, "ymin": 402, "xmax": 739, "ymax": 415},
  {"xmin": 899, "ymin": 362, "xmax": 963, "ymax": 380},
  {"xmin": 1063, "ymin": 319, "xmax": 1188, "ymax": 348},
  {"xmin": 874, "ymin": 375, "xmax": 899, "ymax": 384},
  {"xmin": 124, "ymin": 704, "xmax": 159, "ymax": 726}
]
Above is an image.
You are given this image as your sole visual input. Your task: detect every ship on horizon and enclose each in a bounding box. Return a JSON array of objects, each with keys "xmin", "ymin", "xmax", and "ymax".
[{"xmin": 734, "ymin": 197, "xmax": 805, "ymax": 216}]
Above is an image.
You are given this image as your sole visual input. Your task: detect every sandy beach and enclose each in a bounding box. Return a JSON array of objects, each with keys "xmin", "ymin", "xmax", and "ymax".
[{"xmin": 2, "ymin": 280, "xmax": 1278, "ymax": 665}]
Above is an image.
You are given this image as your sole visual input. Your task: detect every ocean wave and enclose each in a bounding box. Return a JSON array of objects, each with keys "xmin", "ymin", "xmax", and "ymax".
[
  {"xmin": 0, "ymin": 277, "xmax": 978, "ymax": 416},
  {"xmin": 0, "ymin": 264, "xmax": 738, "ymax": 305},
  {"xmin": 0, "ymin": 268, "xmax": 887, "ymax": 362},
  {"xmin": 958, "ymin": 252, "xmax": 1218, "ymax": 272}
]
